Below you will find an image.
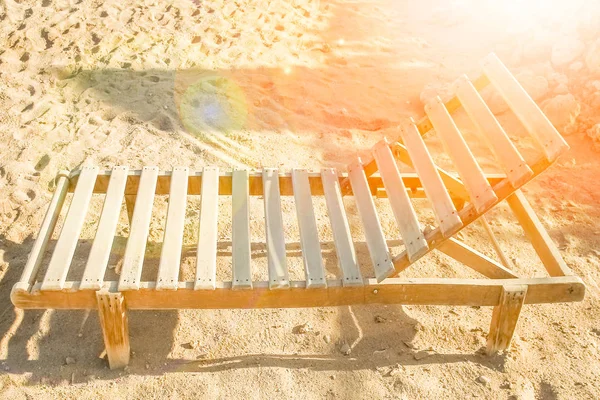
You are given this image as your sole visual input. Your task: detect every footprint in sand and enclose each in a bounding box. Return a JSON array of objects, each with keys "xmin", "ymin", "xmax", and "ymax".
[
  {"xmin": 11, "ymin": 189, "xmax": 37, "ymax": 206},
  {"xmin": 99, "ymin": 109, "xmax": 118, "ymax": 122},
  {"xmin": 3, "ymin": 0, "xmax": 24, "ymax": 24},
  {"xmin": 25, "ymin": 27, "xmax": 47, "ymax": 52},
  {"xmin": 21, "ymin": 99, "xmax": 54, "ymax": 126},
  {"xmin": 35, "ymin": 155, "xmax": 51, "ymax": 172}
]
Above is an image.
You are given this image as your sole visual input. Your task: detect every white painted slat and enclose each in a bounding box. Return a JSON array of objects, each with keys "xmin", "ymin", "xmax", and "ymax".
[
  {"xmin": 17, "ymin": 172, "xmax": 69, "ymax": 289},
  {"xmin": 41, "ymin": 166, "xmax": 99, "ymax": 291},
  {"xmin": 292, "ymin": 169, "xmax": 326, "ymax": 289},
  {"xmin": 195, "ymin": 167, "xmax": 219, "ymax": 290},
  {"xmin": 347, "ymin": 160, "xmax": 394, "ymax": 282},
  {"xmin": 156, "ymin": 167, "xmax": 188, "ymax": 290},
  {"xmin": 263, "ymin": 169, "xmax": 290, "ymax": 289},
  {"xmin": 400, "ymin": 122, "xmax": 463, "ymax": 237},
  {"xmin": 80, "ymin": 166, "xmax": 128, "ymax": 290},
  {"xmin": 232, "ymin": 169, "xmax": 252, "ymax": 290},
  {"xmin": 481, "ymin": 53, "xmax": 569, "ymax": 161},
  {"xmin": 372, "ymin": 139, "xmax": 428, "ymax": 261},
  {"xmin": 321, "ymin": 168, "xmax": 362, "ymax": 286},
  {"xmin": 118, "ymin": 166, "xmax": 159, "ymax": 291},
  {"xmin": 454, "ymin": 74, "xmax": 533, "ymax": 187},
  {"xmin": 425, "ymin": 97, "xmax": 498, "ymax": 213}
]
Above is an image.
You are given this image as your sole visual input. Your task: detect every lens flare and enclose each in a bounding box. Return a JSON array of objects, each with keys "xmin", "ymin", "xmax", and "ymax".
[{"xmin": 178, "ymin": 74, "xmax": 248, "ymax": 136}]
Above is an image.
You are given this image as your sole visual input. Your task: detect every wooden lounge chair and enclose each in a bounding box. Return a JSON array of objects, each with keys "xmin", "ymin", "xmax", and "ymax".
[{"xmin": 11, "ymin": 53, "xmax": 585, "ymax": 369}]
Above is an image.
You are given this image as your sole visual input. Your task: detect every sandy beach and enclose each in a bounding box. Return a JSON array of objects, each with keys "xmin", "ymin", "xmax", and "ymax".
[{"xmin": 1, "ymin": 0, "xmax": 600, "ymax": 398}]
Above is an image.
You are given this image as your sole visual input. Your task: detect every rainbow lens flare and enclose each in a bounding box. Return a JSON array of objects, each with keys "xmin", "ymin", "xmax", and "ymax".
[{"xmin": 178, "ymin": 74, "xmax": 248, "ymax": 136}]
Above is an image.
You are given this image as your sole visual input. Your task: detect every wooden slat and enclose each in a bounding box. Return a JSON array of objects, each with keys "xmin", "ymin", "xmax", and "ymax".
[
  {"xmin": 156, "ymin": 167, "xmax": 189, "ymax": 290},
  {"xmin": 232, "ymin": 169, "xmax": 252, "ymax": 290},
  {"xmin": 263, "ymin": 168, "xmax": 290, "ymax": 289},
  {"xmin": 41, "ymin": 166, "xmax": 99, "ymax": 291},
  {"xmin": 425, "ymin": 96, "xmax": 498, "ymax": 213},
  {"xmin": 118, "ymin": 166, "xmax": 159, "ymax": 291},
  {"xmin": 393, "ymin": 142, "xmax": 469, "ymax": 212},
  {"xmin": 506, "ymin": 190, "xmax": 572, "ymax": 277},
  {"xmin": 81, "ymin": 166, "xmax": 129, "ymax": 290},
  {"xmin": 292, "ymin": 169, "xmax": 326, "ymax": 289},
  {"xmin": 321, "ymin": 168, "xmax": 362, "ymax": 286},
  {"xmin": 16, "ymin": 172, "xmax": 70, "ymax": 290},
  {"xmin": 438, "ymin": 238, "xmax": 517, "ymax": 279},
  {"xmin": 399, "ymin": 123, "xmax": 463, "ymax": 236},
  {"xmin": 13, "ymin": 276, "xmax": 585, "ymax": 310},
  {"xmin": 347, "ymin": 160, "xmax": 394, "ymax": 282},
  {"xmin": 454, "ymin": 74, "xmax": 533, "ymax": 187},
  {"xmin": 481, "ymin": 53, "xmax": 569, "ymax": 161},
  {"xmin": 195, "ymin": 167, "xmax": 219, "ymax": 290},
  {"xmin": 372, "ymin": 139, "xmax": 428, "ymax": 261}
]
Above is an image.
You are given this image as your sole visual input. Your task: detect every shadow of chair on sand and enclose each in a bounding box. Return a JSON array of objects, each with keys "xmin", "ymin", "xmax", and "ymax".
[
  {"xmin": 0, "ymin": 234, "xmax": 178, "ymax": 383},
  {"xmin": 1, "ymin": 233, "xmax": 509, "ymax": 386},
  {"xmin": 61, "ymin": 63, "xmax": 429, "ymax": 170}
]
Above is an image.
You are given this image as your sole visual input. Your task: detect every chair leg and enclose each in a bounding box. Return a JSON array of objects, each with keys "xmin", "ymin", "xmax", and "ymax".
[
  {"xmin": 96, "ymin": 291, "xmax": 130, "ymax": 369},
  {"xmin": 486, "ymin": 284, "xmax": 527, "ymax": 354},
  {"xmin": 125, "ymin": 195, "xmax": 136, "ymax": 225}
]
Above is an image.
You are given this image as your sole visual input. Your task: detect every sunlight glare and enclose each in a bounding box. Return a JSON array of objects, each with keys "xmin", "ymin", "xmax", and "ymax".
[{"xmin": 484, "ymin": 0, "xmax": 586, "ymax": 29}]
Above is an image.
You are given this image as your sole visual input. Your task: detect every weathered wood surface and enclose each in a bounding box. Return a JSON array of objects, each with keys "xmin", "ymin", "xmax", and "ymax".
[
  {"xmin": 41, "ymin": 166, "xmax": 99, "ymax": 291},
  {"xmin": 96, "ymin": 291, "xmax": 130, "ymax": 369},
  {"xmin": 195, "ymin": 167, "xmax": 220, "ymax": 290},
  {"xmin": 263, "ymin": 168, "xmax": 290, "ymax": 289},
  {"xmin": 12, "ymin": 276, "xmax": 584, "ymax": 310},
  {"xmin": 81, "ymin": 166, "xmax": 129, "ymax": 290},
  {"xmin": 486, "ymin": 285, "xmax": 527, "ymax": 354},
  {"xmin": 119, "ymin": 167, "xmax": 159, "ymax": 291}
]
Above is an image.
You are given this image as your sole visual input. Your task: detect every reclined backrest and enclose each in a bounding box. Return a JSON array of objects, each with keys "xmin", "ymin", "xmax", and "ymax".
[{"xmin": 340, "ymin": 53, "xmax": 569, "ymax": 281}]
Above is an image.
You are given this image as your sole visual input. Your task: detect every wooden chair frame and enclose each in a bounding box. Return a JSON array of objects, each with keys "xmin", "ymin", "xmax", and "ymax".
[
  {"xmin": 10, "ymin": 54, "xmax": 585, "ymax": 369},
  {"xmin": 11, "ymin": 168, "xmax": 584, "ymax": 368}
]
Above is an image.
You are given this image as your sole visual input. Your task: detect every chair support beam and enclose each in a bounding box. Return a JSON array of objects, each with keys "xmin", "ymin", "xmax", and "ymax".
[
  {"xmin": 506, "ymin": 190, "xmax": 572, "ymax": 276},
  {"xmin": 438, "ymin": 238, "xmax": 517, "ymax": 279}
]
